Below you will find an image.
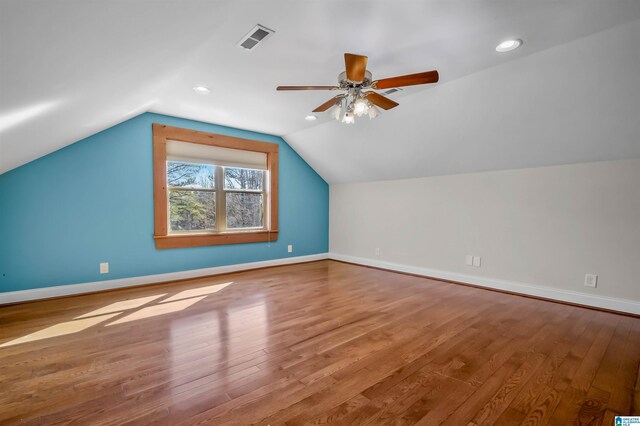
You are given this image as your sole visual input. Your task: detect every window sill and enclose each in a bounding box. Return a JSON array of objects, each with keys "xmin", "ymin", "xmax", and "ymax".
[{"xmin": 154, "ymin": 230, "xmax": 278, "ymax": 249}]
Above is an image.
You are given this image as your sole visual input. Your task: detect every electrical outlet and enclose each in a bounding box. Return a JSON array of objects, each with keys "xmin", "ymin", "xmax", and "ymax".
[
  {"xmin": 375, "ymin": 248, "xmax": 381, "ymax": 257},
  {"xmin": 584, "ymin": 274, "xmax": 598, "ymax": 288},
  {"xmin": 287, "ymin": 245, "xmax": 293, "ymax": 253},
  {"xmin": 473, "ymin": 256, "xmax": 482, "ymax": 268},
  {"xmin": 100, "ymin": 262, "xmax": 109, "ymax": 274},
  {"xmin": 465, "ymin": 255, "xmax": 474, "ymax": 266}
]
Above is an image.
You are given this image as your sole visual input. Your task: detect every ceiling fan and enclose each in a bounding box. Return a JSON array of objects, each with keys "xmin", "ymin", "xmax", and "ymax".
[{"xmin": 277, "ymin": 53, "xmax": 439, "ymax": 124}]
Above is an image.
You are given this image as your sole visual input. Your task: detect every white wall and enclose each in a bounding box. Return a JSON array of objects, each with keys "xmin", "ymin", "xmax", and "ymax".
[{"xmin": 330, "ymin": 159, "xmax": 640, "ymax": 310}]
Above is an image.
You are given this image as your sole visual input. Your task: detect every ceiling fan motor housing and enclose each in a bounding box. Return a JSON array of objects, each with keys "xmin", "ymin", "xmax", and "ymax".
[{"xmin": 338, "ymin": 70, "xmax": 373, "ymax": 88}]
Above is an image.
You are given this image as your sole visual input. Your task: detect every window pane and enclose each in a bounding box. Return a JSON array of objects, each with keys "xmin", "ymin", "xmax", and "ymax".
[
  {"xmin": 224, "ymin": 167, "xmax": 263, "ymax": 191},
  {"xmin": 226, "ymin": 193, "xmax": 263, "ymax": 229},
  {"xmin": 167, "ymin": 161, "xmax": 215, "ymax": 189},
  {"xmin": 169, "ymin": 190, "xmax": 216, "ymax": 231}
]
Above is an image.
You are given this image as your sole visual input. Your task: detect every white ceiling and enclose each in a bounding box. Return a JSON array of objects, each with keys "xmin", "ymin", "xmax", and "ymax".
[{"xmin": 1, "ymin": 1, "xmax": 640, "ymax": 180}]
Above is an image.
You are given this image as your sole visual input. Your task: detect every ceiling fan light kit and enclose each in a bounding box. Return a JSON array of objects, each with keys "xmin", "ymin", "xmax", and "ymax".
[
  {"xmin": 332, "ymin": 89, "xmax": 374, "ymax": 124},
  {"xmin": 277, "ymin": 53, "xmax": 439, "ymax": 124}
]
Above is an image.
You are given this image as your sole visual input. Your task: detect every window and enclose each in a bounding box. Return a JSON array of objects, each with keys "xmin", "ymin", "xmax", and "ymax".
[
  {"xmin": 168, "ymin": 162, "xmax": 216, "ymax": 232},
  {"xmin": 167, "ymin": 163, "xmax": 266, "ymax": 232},
  {"xmin": 153, "ymin": 124, "xmax": 278, "ymax": 249},
  {"xmin": 223, "ymin": 167, "xmax": 264, "ymax": 229}
]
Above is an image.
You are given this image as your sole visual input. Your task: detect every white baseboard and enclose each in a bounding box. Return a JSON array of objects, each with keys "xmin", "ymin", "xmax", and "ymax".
[
  {"xmin": 6, "ymin": 252, "xmax": 639, "ymax": 315},
  {"xmin": 328, "ymin": 253, "xmax": 640, "ymax": 316},
  {"xmin": 1, "ymin": 253, "xmax": 329, "ymax": 304}
]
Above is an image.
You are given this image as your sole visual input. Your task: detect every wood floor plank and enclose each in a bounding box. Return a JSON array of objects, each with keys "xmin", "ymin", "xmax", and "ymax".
[
  {"xmin": 468, "ymin": 350, "xmax": 546, "ymax": 425},
  {"xmin": 1, "ymin": 260, "xmax": 638, "ymax": 425},
  {"xmin": 548, "ymin": 385, "xmax": 588, "ymax": 426}
]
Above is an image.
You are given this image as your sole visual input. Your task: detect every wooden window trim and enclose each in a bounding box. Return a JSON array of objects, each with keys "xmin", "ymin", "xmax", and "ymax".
[{"xmin": 153, "ymin": 123, "xmax": 278, "ymax": 249}]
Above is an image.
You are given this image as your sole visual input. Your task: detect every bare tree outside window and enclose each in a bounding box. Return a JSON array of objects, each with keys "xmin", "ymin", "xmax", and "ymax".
[
  {"xmin": 224, "ymin": 168, "xmax": 263, "ymax": 191},
  {"xmin": 224, "ymin": 168, "xmax": 264, "ymax": 229},
  {"xmin": 166, "ymin": 162, "xmax": 265, "ymax": 233},
  {"xmin": 167, "ymin": 162, "xmax": 216, "ymax": 231}
]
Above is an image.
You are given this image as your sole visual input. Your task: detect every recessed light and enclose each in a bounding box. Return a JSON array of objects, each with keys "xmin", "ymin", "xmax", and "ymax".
[
  {"xmin": 305, "ymin": 115, "xmax": 317, "ymax": 121},
  {"xmin": 193, "ymin": 86, "xmax": 211, "ymax": 94},
  {"xmin": 496, "ymin": 39, "xmax": 522, "ymax": 53}
]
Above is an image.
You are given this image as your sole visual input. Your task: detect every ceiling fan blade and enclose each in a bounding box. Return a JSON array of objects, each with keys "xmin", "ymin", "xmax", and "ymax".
[
  {"xmin": 344, "ymin": 53, "xmax": 368, "ymax": 83},
  {"xmin": 277, "ymin": 85, "xmax": 339, "ymax": 91},
  {"xmin": 312, "ymin": 95, "xmax": 345, "ymax": 112},
  {"xmin": 373, "ymin": 70, "xmax": 439, "ymax": 89},
  {"xmin": 364, "ymin": 92, "xmax": 399, "ymax": 110}
]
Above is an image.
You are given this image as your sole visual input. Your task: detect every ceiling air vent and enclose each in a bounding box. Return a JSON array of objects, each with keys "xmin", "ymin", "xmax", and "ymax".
[
  {"xmin": 382, "ymin": 87, "xmax": 403, "ymax": 96},
  {"xmin": 237, "ymin": 24, "xmax": 275, "ymax": 51}
]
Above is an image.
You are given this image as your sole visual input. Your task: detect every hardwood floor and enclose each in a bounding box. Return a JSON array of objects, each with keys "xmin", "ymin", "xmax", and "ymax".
[{"xmin": 1, "ymin": 260, "xmax": 638, "ymax": 425}]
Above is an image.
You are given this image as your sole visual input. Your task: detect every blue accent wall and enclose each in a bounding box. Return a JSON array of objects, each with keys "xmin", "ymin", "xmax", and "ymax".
[{"xmin": 0, "ymin": 113, "xmax": 329, "ymax": 293}]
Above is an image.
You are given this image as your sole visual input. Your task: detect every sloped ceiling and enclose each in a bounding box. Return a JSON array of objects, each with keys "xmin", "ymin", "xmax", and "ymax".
[
  {"xmin": 288, "ymin": 19, "xmax": 640, "ymax": 182},
  {"xmin": 1, "ymin": 1, "xmax": 640, "ymax": 180}
]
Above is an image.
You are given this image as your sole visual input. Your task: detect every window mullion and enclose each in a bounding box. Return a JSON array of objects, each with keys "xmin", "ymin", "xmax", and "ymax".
[
  {"xmin": 263, "ymin": 171, "xmax": 267, "ymax": 230},
  {"xmin": 215, "ymin": 166, "xmax": 226, "ymax": 231}
]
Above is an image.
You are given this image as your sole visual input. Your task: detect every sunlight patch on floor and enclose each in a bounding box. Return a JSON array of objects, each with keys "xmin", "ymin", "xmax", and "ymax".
[
  {"xmin": 162, "ymin": 282, "xmax": 233, "ymax": 303},
  {"xmin": 106, "ymin": 296, "xmax": 207, "ymax": 326},
  {"xmin": 0, "ymin": 313, "xmax": 120, "ymax": 347},
  {"xmin": 1, "ymin": 281, "xmax": 233, "ymax": 347},
  {"xmin": 75, "ymin": 294, "xmax": 167, "ymax": 319}
]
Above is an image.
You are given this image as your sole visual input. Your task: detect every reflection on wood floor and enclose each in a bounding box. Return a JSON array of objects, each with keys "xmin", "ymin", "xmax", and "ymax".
[{"xmin": 1, "ymin": 260, "xmax": 638, "ymax": 425}]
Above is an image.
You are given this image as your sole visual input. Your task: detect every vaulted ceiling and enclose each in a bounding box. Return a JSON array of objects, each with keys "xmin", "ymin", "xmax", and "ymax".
[{"xmin": 2, "ymin": 1, "xmax": 640, "ymax": 181}]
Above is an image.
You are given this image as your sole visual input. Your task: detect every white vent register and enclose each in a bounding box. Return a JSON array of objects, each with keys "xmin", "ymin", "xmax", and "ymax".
[
  {"xmin": 237, "ymin": 24, "xmax": 275, "ymax": 51},
  {"xmin": 382, "ymin": 87, "xmax": 403, "ymax": 96}
]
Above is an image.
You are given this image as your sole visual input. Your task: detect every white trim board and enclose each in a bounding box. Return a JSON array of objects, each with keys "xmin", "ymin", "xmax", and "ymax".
[
  {"xmin": 1, "ymin": 253, "xmax": 328, "ymax": 305},
  {"xmin": 5, "ymin": 252, "xmax": 639, "ymax": 315},
  {"xmin": 328, "ymin": 253, "xmax": 640, "ymax": 316}
]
